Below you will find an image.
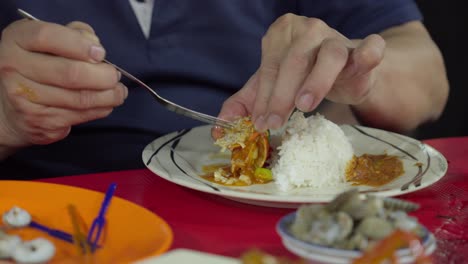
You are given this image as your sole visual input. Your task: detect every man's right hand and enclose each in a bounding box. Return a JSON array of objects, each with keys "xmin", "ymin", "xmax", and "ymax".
[{"xmin": 0, "ymin": 19, "xmax": 127, "ymax": 149}]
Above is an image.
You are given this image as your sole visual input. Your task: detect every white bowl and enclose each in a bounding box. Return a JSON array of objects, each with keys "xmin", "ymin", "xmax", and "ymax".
[{"xmin": 276, "ymin": 212, "xmax": 436, "ymax": 264}]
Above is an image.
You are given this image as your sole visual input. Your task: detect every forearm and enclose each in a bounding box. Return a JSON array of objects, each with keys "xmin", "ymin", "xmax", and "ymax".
[{"xmin": 352, "ymin": 22, "xmax": 449, "ymax": 132}]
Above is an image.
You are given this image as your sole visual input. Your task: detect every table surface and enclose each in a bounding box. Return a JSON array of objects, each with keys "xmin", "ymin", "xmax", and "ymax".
[{"xmin": 38, "ymin": 136, "xmax": 468, "ymax": 264}]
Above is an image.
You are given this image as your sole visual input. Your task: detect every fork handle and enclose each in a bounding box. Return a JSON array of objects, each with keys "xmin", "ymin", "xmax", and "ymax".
[{"xmin": 30, "ymin": 221, "xmax": 74, "ymax": 243}]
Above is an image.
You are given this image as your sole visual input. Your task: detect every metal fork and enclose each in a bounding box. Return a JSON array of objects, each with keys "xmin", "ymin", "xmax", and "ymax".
[{"xmin": 17, "ymin": 9, "xmax": 234, "ymax": 129}]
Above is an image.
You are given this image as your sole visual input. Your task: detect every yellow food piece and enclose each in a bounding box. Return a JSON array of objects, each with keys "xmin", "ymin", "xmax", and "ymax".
[{"xmin": 254, "ymin": 168, "xmax": 273, "ymax": 181}]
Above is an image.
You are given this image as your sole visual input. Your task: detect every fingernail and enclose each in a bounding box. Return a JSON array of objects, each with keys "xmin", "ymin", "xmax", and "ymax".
[
  {"xmin": 296, "ymin": 93, "xmax": 314, "ymax": 112},
  {"xmin": 117, "ymin": 70, "xmax": 122, "ymax": 81},
  {"xmin": 254, "ymin": 115, "xmax": 267, "ymax": 132},
  {"xmin": 267, "ymin": 114, "xmax": 283, "ymax": 130},
  {"xmin": 89, "ymin": 45, "xmax": 105, "ymax": 62}
]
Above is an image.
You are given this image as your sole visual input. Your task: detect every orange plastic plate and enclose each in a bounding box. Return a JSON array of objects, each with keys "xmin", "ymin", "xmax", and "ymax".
[{"xmin": 0, "ymin": 181, "xmax": 173, "ymax": 263}]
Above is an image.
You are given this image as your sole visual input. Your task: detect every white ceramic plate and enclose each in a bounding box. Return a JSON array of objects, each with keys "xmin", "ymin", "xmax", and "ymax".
[
  {"xmin": 142, "ymin": 125, "xmax": 447, "ymax": 208},
  {"xmin": 134, "ymin": 249, "xmax": 238, "ymax": 264}
]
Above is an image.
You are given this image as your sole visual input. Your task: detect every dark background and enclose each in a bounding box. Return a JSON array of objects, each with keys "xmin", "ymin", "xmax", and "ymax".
[{"xmin": 414, "ymin": 1, "xmax": 467, "ymax": 139}]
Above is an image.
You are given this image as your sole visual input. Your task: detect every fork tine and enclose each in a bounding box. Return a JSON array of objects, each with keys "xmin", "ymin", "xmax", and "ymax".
[
  {"xmin": 17, "ymin": 9, "xmax": 38, "ymax": 20},
  {"xmin": 67, "ymin": 204, "xmax": 91, "ymax": 255},
  {"xmin": 169, "ymin": 105, "xmax": 234, "ymax": 129},
  {"xmin": 87, "ymin": 183, "xmax": 117, "ymax": 252}
]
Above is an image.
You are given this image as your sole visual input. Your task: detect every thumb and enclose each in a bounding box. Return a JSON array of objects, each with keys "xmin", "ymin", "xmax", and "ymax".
[
  {"xmin": 212, "ymin": 71, "xmax": 259, "ymax": 140},
  {"xmin": 217, "ymin": 72, "xmax": 259, "ymax": 121},
  {"xmin": 340, "ymin": 34, "xmax": 385, "ymax": 80}
]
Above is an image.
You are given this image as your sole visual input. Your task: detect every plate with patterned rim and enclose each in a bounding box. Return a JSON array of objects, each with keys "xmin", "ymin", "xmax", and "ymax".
[{"xmin": 142, "ymin": 125, "xmax": 447, "ymax": 208}]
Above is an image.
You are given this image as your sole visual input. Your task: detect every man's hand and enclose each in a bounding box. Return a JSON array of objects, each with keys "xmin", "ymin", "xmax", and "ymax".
[
  {"xmin": 0, "ymin": 19, "xmax": 127, "ymax": 149},
  {"xmin": 217, "ymin": 13, "xmax": 385, "ymax": 132}
]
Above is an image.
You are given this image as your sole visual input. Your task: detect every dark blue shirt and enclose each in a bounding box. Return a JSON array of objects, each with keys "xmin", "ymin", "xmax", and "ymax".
[{"xmin": 0, "ymin": 0, "xmax": 422, "ymax": 179}]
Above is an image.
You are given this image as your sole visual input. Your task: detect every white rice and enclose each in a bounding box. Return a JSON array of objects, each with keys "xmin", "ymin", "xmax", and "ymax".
[{"xmin": 271, "ymin": 112, "xmax": 354, "ymax": 191}]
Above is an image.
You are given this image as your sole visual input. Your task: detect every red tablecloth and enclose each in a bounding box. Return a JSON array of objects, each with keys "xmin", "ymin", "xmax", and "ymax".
[{"xmin": 38, "ymin": 137, "xmax": 468, "ymax": 263}]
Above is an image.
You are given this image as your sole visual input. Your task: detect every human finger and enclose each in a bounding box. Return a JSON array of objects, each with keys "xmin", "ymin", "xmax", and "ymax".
[
  {"xmin": 212, "ymin": 73, "xmax": 259, "ymax": 140},
  {"xmin": 5, "ymin": 71, "xmax": 127, "ymax": 110},
  {"xmin": 340, "ymin": 34, "xmax": 385, "ymax": 80},
  {"xmin": 13, "ymin": 49, "xmax": 119, "ymax": 90},
  {"xmin": 66, "ymin": 21, "xmax": 96, "ymax": 34},
  {"xmin": 26, "ymin": 127, "xmax": 71, "ymax": 145},
  {"xmin": 4, "ymin": 19, "xmax": 105, "ymax": 63},
  {"xmin": 67, "ymin": 21, "xmax": 101, "ymax": 44},
  {"xmin": 13, "ymin": 96, "xmax": 114, "ymax": 131},
  {"xmin": 295, "ymin": 38, "xmax": 349, "ymax": 112},
  {"xmin": 261, "ymin": 35, "xmax": 318, "ymax": 130},
  {"xmin": 218, "ymin": 72, "xmax": 259, "ymax": 120},
  {"xmin": 252, "ymin": 31, "xmax": 291, "ymax": 131}
]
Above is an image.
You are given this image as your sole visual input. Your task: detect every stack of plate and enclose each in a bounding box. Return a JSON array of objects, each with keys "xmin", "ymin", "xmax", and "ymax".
[{"xmin": 276, "ymin": 212, "xmax": 436, "ymax": 264}]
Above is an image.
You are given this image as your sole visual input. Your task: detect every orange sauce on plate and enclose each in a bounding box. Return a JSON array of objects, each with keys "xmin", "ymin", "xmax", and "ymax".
[
  {"xmin": 201, "ymin": 164, "xmax": 270, "ymax": 186},
  {"xmin": 345, "ymin": 154, "xmax": 404, "ymax": 187}
]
